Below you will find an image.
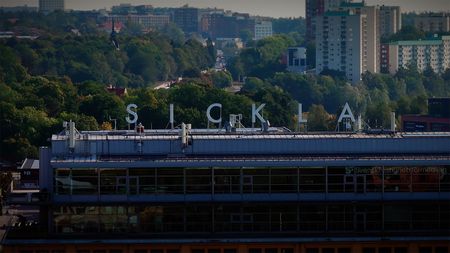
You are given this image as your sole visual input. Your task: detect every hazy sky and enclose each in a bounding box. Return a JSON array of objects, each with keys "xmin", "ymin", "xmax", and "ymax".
[{"xmin": 1, "ymin": 0, "xmax": 449, "ymax": 18}]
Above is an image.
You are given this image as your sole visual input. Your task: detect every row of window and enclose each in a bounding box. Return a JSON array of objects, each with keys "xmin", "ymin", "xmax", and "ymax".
[
  {"xmin": 16, "ymin": 246, "xmax": 450, "ymax": 253},
  {"xmin": 53, "ymin": 203, "xmax": 450, "ymax": 234},
  {"xmin": 53, "ymin": 166, "xmax": 450, "ymax": 195}
]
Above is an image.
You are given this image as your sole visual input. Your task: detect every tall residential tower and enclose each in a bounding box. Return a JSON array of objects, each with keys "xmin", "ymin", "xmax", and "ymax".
[{"xmin": 305, "ymin": 0, "xmax": 352, "ymax": 42}]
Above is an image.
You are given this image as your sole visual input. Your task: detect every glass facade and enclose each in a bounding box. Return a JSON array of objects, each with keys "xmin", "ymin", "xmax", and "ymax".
[
  {"xmin": 53, "ymin": 202, "xmax": 450, "ymax": 234},
  {"xmin": 53, "ymin": 166, "xmax": 450, "ymax": 195}
]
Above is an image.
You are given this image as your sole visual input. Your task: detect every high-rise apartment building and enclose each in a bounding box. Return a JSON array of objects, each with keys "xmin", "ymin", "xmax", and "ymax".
[
  {"xmin": 385, "ymin": 36, "xmax": 450, "ymax": 74},
  {"xmin": 315, "ymin": 1, "xmax": 384, "ymax": 83},
  {"xmin": 39, "ymin": 0, "xmax": 65, "ymax": 13},
  {"xmin": 173, "ymin": 7, "xmax": 199, "ymax": 34},
  {"xmin": 414, "ymin": 13, "xmax": 450, "ymax": 33},
  {"xmin": 305, "ymin": 0, "xmax": 352, "ymax": 42},
  {"xmin": 379, "ymin": 5, "xmax": 401, "ymax": 38}
]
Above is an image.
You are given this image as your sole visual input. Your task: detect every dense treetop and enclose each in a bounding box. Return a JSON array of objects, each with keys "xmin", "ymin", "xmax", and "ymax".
[{"xmin": 1, "ymin": 11, "xmax": 450, "ymax": 163}]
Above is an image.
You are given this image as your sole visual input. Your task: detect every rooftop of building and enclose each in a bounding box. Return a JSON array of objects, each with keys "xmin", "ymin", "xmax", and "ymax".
[
  {"xmin": 340, "ymin": 2, "xmax": 365, "ymax": 8},
  {"xmin": 324, "ymin": 10, "xmax": 355, "ymax": 17},
  {"xmin": 389, "ymin": 36, "xmax": 450, "ymax": 46}
]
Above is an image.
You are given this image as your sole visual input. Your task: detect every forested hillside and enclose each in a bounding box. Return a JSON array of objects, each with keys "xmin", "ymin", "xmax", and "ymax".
[{"xmin": 1, "ymin": 11, "xmax": 450, "ymax": 163}]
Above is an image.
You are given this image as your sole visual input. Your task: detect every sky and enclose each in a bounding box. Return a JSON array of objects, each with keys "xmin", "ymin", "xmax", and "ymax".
[{"xmin": 1, "ymin": 0, "xmax": 449, "ymax": 18}]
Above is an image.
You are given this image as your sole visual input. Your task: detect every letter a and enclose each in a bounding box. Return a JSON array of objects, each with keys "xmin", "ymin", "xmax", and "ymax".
[{"xmin": 338, "ymin": 102, "xmax": 355, "ymax": 123}]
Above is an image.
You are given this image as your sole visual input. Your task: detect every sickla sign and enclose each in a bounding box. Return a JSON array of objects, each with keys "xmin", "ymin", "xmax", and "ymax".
[{"xmin": 125, "ymin": 102, "xmax": 356, "ymax": 126}]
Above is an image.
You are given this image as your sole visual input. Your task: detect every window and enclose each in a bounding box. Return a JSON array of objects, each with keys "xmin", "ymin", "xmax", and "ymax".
[
  {"xmin": 249, "ymin": 249, "xmax": 262, "ymax": 253},
  {"xmin": 419, "ymin": 248, "xmax": 432, "ymax": 253},
  {"xmin": 435, "ymin": 247, "xmax": 448, "ymax": 253}
]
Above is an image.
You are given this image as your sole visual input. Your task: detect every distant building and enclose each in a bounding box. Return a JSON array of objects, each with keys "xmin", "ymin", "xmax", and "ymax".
[
  {"xmin": 0, "ymin": 5, "xmax": 38, "ymax": 13},
  {"xmin": 379, "ymin": 5, "xmax": 401, "ymax": 38},
  {"xmin": 316, "ymin": 9, "xmax": 371, "ymax": 84},
  {"xmin": 386, "ymin": 36, "xmax": 450, "ymax": 74},
  {"xmin": 106, "ymin": 85, "xmax": 128, "ymax": 97},
  {"xmin": 101, "ymin": 14, "xmax": 170, "ymax": 30},
  {"xmin": 173, "ymin": 7, "xmax": 199, "ymax": 34},
  {"xmin": 340, "ymin": 3, "xmax": 380, "ymax": 73},
  {"xmin": 254, "ymin": 20, "xmax": 272, "ymax": 40},
  {"xmin": 111, "ymin": 4, "xmax": 153, "ymax": 15},
  {"xmin": 206, "ymin": 13, "xmax": 254, "ymax": 40},
  {"xmin": 18, "ymin": 158, "xmax": 40, "ymax": 189},
  {"xmin": 305, "ymin": 0, "xmax": 352, "ymax": 42},
  {"xmin": 402, "ymin": 98, "xmax": 450, "ymax": 132},
  {"xmin": 39, "ymin": 0, "xmax": 65, "ymax": 13},
  {"xmin": 414, "ymin": 13, "xmax": 450, "ymax": 33},
  {"xmin": 286, "ymin": 47, "xmax": 307, "ymax": 73}
]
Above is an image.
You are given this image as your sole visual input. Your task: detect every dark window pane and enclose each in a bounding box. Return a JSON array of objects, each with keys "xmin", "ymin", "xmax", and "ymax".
[
  {"xmin": 419, "ymin": 248, "xmax": 432, "ymax": 253},
  {"xmin": 249, "ymin": 249, "xmax": 262, "ymax": 253},
  {"xmin": 363, "ymin": 249, "xmax": 376, "ymax": 253},
  {"xmin": 135, "ymin": 250, "xmax": 147, "ymax": 253},
  {"xmin": 281, "ymin": 249, "xmax": 293, "ymax": 253},
  {"xmin": 110, "ymin": 250, "xmax": 123, "ymax": 253},
  {"xmin": 323, "ymin": 249, "xmax": 335, "ymax": 253},
  {"xmin": 77, "ymin": 251, "xmax": 90, "ymax": 253},
  {"xmin": 224, "ymin": 249, "xmax": 237, "ymax": 253},
  {"xmin": 94, "ymin": 251, "xmax": 106, "ymax": 253},
  {"xmin": 192, "ymin": 250, "xmax": 205, "ymax": 253},
  {"xmin": 167, "ymin": 250, "xmax": 180, "ymax": 253},
  {"xmin": 379, "ymin": 248, "xmax": 391, "ymax": 253},
  {"xmin": 265, "ymin": 249, "xmax": 277, "ymax": 253},
  {"xmin": 151, "ymin": 250, "xmax": 163, "ymax": 253},
  {"xmin": 435, "ymin": 247, "xmax": 448, "ymax": 253},
  {"xmin": 338, "ymin": 249, "xmax": 351, "ymax": 253},
  {"xmin": 208, "ymin": 250, "xmax": 220, "ymax": 253},
  {"xmin": 394, "ymin": 248, "xmax": 407, "ymax": 253},
  {"xmin": 306, "ymin": 249, "xmax": 319, "ymax": 253}
]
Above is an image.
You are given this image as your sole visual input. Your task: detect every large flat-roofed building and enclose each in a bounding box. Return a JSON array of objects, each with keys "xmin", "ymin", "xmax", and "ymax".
[
  {"xmin": 39, "ymin": 0, "xmax": 64, "ymax": 13},
  {"xmin": 402, "ymin": 98, "xmax": 450, "ymax": 132},
  {"xmin": 173, "ymin": 7, "xmax": 199, "ymax": 34},
  {"xmin": 386, "ymin": 36, "xmax": 450, "ymax": 74},
  {"xmin": 101, "ymin": 14, "xmax": 170, "ymax": 30},
  {"xmin": 414, "ymin": 13, "xmax": 450, "ymax": 33},
  {"xmin": 3, "ymin": 120, "xmax": 450, "ymax": 252}
]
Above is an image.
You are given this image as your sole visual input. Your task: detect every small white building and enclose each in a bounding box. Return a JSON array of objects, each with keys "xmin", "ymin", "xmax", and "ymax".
[{"xmin": 286, "ymin": 47, "xmax": 307, "ymax": 73}]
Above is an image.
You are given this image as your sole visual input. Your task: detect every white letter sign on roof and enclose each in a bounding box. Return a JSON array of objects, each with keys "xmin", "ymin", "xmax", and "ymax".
[
  {"xmin": 338, "ymin": 102, "xmax": 355, "ymax": 123},
  {"xmin": 126, "ymin": 104, "xmax": 138, "ymax": 124}
]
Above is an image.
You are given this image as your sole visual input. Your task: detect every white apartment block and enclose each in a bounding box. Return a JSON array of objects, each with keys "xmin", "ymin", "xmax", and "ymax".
[
  {"xmin": 316, "ymin": 10, "xmax": 370, "ymax": 84},
  {"xmin": 414, "ymin": 14, "xmax": 450, "ymax": 33},
  {"xmin": 379, "ymin": 6, "xmax": 401, "ymax": 37},
  {"xmin": 39, "ymin": 0, "xmax": 64, "ymax": 13},
  {"xmin": 388, "ymin": 36, "xmax": 450, "ymax": 74},
  {"xmin": 254, "ymin": 21, "xmax": 273, "ymax": 40}
]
